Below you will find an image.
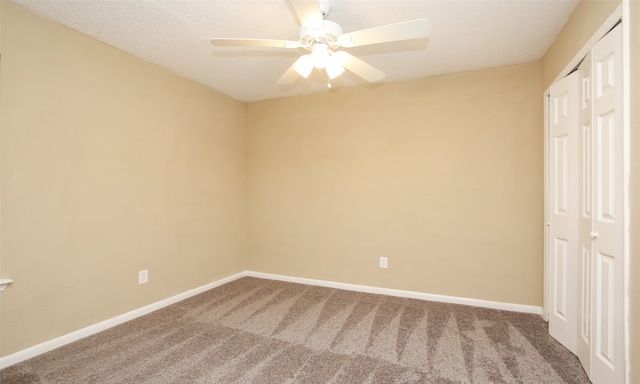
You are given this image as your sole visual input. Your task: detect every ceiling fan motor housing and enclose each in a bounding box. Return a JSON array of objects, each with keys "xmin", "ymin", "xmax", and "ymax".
[{"xmin": 298, "ymin": 20, "xmax": 343, "ymax": 47}]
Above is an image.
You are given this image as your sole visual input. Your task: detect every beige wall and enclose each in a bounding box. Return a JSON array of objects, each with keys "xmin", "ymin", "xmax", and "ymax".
[
  {"xmin": 0, "ymin": 2, "xmax": 246, "ymax": 356},
  {"xmin": 542, "ymin": 0, "xmax": 639, "ymax": 381},
  {"xmin": 247, "ymin": 63, "xmax": 543, "ymax": 306}
]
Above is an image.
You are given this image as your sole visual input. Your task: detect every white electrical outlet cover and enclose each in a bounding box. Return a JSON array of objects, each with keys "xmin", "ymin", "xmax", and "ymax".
[{"xmin": 138, "ymin": 270, "xmax": 149, "ymax": 285}]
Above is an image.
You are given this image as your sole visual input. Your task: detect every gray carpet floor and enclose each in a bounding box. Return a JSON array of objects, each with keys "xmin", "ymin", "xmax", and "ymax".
[{"xmin": 1, "ymin": 277, "xmax": 591, "ymax": 383}]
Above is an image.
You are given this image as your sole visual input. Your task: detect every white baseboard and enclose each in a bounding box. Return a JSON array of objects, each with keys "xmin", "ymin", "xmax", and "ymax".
[
  {"xmin": 246, "ymin": 271, "xmax": 543, "ymax": 315},
  {"xmin": 0, "ymin": 272, "xmax": 248, "ymax": 370},
  {"xmin": 1, "ymin": 270, "xmax": 541, "ymax": 369}
]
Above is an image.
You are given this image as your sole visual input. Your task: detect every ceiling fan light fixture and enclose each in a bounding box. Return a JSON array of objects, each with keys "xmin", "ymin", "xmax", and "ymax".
[
  {"xmin": 310, "ymin": 43, "xmax": 331, "ymax": 69},
  {"xmin": 293, "ymin": 55, "xmax": 313, "ymax": 78},
  {"xmin": 325, "ymin": 59, "xmax": 344, "ymax": 79}
]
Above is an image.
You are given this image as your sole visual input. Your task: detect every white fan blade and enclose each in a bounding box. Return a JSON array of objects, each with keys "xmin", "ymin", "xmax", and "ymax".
[
  {"xmin": 333, "ymin": 51, "xmax": 385, "ymax": 83},
  {"xmin": 277, "ymin": 55, "xmax": 312, "ymax": 85},
  {"xmin": 338, "ymin": 19, "xmax": 431, "ymax": 48},
  {"xmin": 211, "ymin": 38, "xmax": 301, "ymax": 48},
  {"xmin": 277, "ymin": 66, "xmax": 299, "ymax": 85},
  {"xmin": 290, "ymin": 0, "xmax": 324, "ymax": 32}
]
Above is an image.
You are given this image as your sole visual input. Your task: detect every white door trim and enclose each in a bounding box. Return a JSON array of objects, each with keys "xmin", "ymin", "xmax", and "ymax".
[
  {"xmin": 621, "ymin": 1, "xmax": 631, "ymax": 383},
  {"xmin": 543, "ymin": 90, "xmax": 550, "ymax": 322}
]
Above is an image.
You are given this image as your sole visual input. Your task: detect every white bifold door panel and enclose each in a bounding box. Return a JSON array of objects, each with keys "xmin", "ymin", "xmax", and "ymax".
[
  {"xmin": 577, "ymin": 48, "xmax": 593, "ymax": 376},
  {"xmin": 548, "ymin": 72, "xmax": 579, "ymax": 355},
  {"xmin": 547, "ymin": 23, "xmax": 624, "ymax": 384},
  {"xmin": 587, "ymin": 24, "xmax": 624, "ymax": 384}
]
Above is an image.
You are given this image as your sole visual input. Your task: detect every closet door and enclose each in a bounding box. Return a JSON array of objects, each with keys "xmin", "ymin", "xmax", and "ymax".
[
  {"xmin": 589, "ymin": 24, "xmax": 624, "ymax": 384},
  {"xmin": 548, "ymin": 72, "xmax": 579, "ymax": 354},
  {"xmin": 549, "ymin": 23, "xmax": 625, "ymax": 384},
  {"xmin": 577, "ymin": 50, "xmax": 592, "ymax": 374}
]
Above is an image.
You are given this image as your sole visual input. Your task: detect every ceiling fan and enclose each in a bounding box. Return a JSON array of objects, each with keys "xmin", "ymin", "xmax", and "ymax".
[{"xmin": 210, "ymin": 0, "xmax": 431, "ymax": 87}]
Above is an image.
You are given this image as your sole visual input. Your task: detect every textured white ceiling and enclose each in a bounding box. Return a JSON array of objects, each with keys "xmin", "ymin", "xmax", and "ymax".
[{"xmin": 12, "ymin": 0, "xmax": 578, "ymax": 102}]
